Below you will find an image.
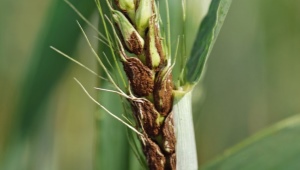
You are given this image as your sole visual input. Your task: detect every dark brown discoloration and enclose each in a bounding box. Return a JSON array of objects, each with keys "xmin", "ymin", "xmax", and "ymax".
[
  {"xmin": 151, "ymin": 0, "xmax": 166, "ymax": 65},
  {"xmin": 168, "ymin": 153, "xmax": 176, "ymax": 170},
  {"xmin": 113, "ymin": 1, "xmax": 176, "ymax": 170},
  {"xmin": 127, "ymin": 32, "xmax": 144, "ymax": 55},
  {"xmin": 131, "ymin": 99, "xmax": 161, "ymax": 136},
  {"xmin": 122, "ymin": 57, "xmax": 154, "ymax": 96},
  {"xmin": 115, "ymin": 23, "xmax": 143, "ymax": 55},
  {"xmin": 144, "ymin": 29, "xmax": 153, "ymax": 69},
  {"xmin": 142, "ymin": 137, "xmax": 166, "ymax": 170},
  {"xmin": 144, "ymin": 16, "xmax": 165, "ymax": 71},
  {"xmin": 154, "ymin": 20, "xmax": 165, "ymax": 65},
  {"xmin": 153, "ymin": 69, "xmax": 173, "ymax": 116},
  {"xmin": 162, "ymin": 112, "xmax": 176, "ymax": 154}
]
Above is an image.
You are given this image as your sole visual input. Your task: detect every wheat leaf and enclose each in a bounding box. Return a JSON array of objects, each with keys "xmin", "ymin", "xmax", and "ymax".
[{"xmin": 185, "ymin": 0, "xmax": 232, "ymax": 85}]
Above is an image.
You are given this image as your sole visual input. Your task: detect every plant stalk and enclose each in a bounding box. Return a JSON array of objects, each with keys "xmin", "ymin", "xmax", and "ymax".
[{"xmin": 173, "ymin": 91, "xmax": 198, "ymax": 170}]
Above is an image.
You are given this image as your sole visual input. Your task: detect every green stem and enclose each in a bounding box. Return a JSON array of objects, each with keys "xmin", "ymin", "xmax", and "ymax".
[{"xmin": 173, "ymin": 91, "xmax": 198, "ymax": 169}]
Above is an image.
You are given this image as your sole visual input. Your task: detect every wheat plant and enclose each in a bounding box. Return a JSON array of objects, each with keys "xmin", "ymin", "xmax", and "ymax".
[
  {"xmin": 4, "ymin": 0, "xmax": 300, "ymax": 170},
  {"xmin": 0, "ymin": 0, "xmax": 300, "ymax": 170},
  {"xmin": 52, "ymin": 0, "xmax": 232, "ymax": 169}
]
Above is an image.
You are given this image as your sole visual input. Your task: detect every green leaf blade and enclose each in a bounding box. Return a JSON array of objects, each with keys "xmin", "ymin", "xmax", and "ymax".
[
  {"xmin": 185, "ymin": 0, "xmax": 232, "ymax": 85},
  {"xmin": 201, "ymin": 114, "xmax": 300, "ymax": 170}
]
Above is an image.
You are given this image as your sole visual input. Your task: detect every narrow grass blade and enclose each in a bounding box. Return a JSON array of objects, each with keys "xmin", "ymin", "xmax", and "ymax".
[
  {"xmin": 185, "ymin": 0, "xmax": 232, "ymax": 85},
  {"xmin": 12, "ymin": 0, "xmax": 96, "ymax": 139},
  {"xmin": 2, "ymin": 1, "xmax": 96, "ymax": 169},
  {"xmin": 201, "ymin": 114, "xmax": 300, "ymax": 170}
]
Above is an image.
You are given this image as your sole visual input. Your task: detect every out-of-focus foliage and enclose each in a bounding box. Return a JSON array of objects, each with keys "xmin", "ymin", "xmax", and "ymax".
[
  {"xmin": 194, "ymin": 0, "xmax": 300, "ymax": 165},
  {"xmin": 201, "ymin": 114, "xmax": 300, "ymax": 170},
  {"xmin": 1, "ymin": 0, "xmax": 300, "ymax": 169}
]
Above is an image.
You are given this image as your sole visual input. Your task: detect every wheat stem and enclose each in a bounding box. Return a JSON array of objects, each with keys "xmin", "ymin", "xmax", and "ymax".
[{"xmin": 173, "ymin": 91, "xmax": 198, "ymax": 170}]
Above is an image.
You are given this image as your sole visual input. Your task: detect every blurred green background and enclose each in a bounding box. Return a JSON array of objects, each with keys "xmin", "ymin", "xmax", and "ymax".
[{"xmin": 0, "ymin": 0, "xmax": 300, "ymax": 169}]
